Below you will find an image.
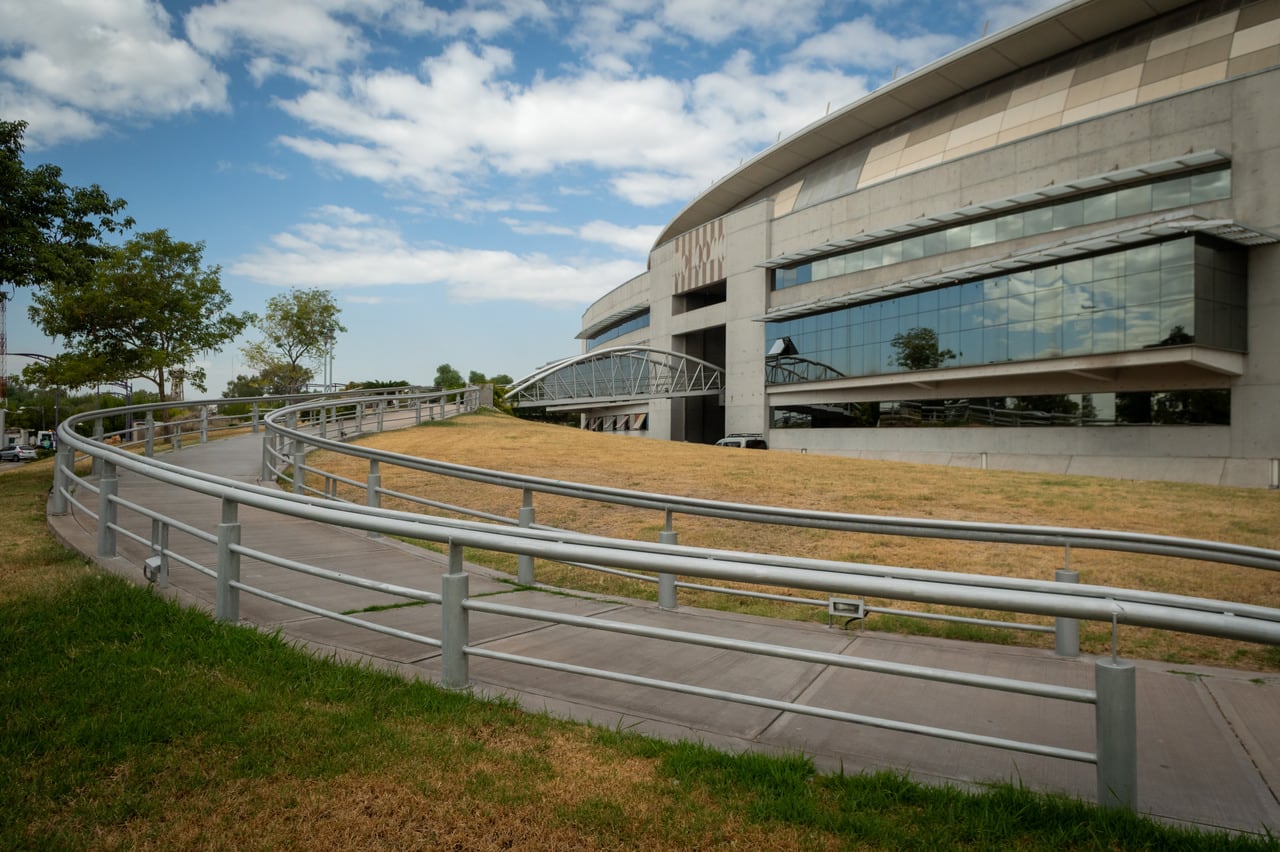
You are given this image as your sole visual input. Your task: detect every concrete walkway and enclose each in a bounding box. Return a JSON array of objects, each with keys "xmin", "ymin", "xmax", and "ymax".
[{"xmin": 47, "ymin": 432, "xmax": 1280, "ymax": 836}]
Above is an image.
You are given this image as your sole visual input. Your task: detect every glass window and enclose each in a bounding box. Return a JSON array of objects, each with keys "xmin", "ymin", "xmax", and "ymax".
[
  {"xmin": 1007, "ymin": 321, "xmax": 1035, "ymax": 361},
  {"xmin": 1152, "ymin": 176, "xmax": 1190, "ymax": 210},
  {"xmin": 995, "ymin": 213, "xmax": 1024, "ymax": 242},
  {"xmin": 862, "ymin": 244, "xmax": 883, "ymax": 269},
  {"xmin": 970, "ymin": 219, "xmax": 996, "ymax": 247},
  {"xmin": 1053, "ymin": 199, "xmax": 1083, "ymax": 230},
  {"xmin": 1062, "ymin": 316, "xmax": 1093, "ymax": 356},
  {"xmin": 983, "ymin": 325, "xmax": 1008, "ymax": 363},
  {"xmin": 1082, "ymin": 192, "xmax": 1117, "ymax": 224},
  {"xmin": 1116, "ymin": 184, "xmax": 1153, "ymax": 217},
  {"xmin": 923, "ymin": 230, "xmax": 948, "ymax": 256},
  {"xmin": 1191, "ymin": 169, "xmax": 1230, "ymax": 202},
  {"xmin": 1125, "ymin": 271, "xmax": 1162, "ymax": 305},
  {"xmin": 901, "ymin": 236, "xmax": 924, "ymax": 261},
  {"xmin": 947, "ymin": 224, "xmax": 972, "ymax": 252},
  {"xmin": 881, "ymin": 240, "xmax": 902, "ymax": 266},
  {"xmin": 1034, "ymin": 319, "xmax": 1061, "ymax": 358},
  {"xmin": 1035, "ymin": 287, "xmax": 1062, "ymax": 320},
  {"xmin": 812, "ymin": 257, "xmax": 829, "ymax": 280},
  {"xmin": 1023, "ymin": 206, "xmax": 1053, "ymax": 236}
]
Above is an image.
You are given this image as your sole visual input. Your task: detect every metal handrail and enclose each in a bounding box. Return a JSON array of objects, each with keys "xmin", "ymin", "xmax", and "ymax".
[
  {"xmin": 48, "ymin": 390, "xmax": 1280, "ymax": 812},
  {"xmin": 261, "ymin": 401, "xmax": 1280, "ymax": 573}
]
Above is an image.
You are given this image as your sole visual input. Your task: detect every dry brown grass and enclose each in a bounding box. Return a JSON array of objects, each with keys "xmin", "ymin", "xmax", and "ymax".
[{"xmin": 305, "ymin": 411, "xmax": 1280, "ymax": 671}]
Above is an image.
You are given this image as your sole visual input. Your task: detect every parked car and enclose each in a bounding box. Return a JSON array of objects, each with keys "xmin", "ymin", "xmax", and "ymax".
[
  {"xmin": 0, "ymin": 445, "xmax": 37, "ymax": 462},
  {"xmin": 714, "ymin": 434, "xmax": 768, "ymax": 449}
]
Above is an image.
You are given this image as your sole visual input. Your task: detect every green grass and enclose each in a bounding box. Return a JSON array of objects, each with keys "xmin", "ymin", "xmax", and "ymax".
[{"xmin": 3, "ymin": 463, "xmax": 1277, "ymax": 848}]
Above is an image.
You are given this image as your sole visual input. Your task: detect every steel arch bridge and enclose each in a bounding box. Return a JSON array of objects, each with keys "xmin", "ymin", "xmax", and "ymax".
[{"xmin": 507, "ymin": 346, "xmax": 724, "ymax": 408}]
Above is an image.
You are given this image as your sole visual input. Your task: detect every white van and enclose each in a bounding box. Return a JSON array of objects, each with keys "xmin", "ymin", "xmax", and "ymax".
[{"xmin": 714, "ymin": 434, "xmax": 768, "ymax": 449}]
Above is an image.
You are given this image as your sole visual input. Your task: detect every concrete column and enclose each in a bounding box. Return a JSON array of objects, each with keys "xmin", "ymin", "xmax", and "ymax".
[{"xmin": 1095, "ymin": 658, "xmax": 1138, "ymax": 810}]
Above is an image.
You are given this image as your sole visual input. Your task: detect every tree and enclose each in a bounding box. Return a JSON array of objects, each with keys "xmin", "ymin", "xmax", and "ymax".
[
  {"xmin": 1, "ymin": 120, "xmax": 132, "ymax": 293},
  {"xmin": 25, "ymin": 229, "xmax": 252, "ymax": 401},
  {"xmin": 240, "ymin": 288, "xmax": 346, "ymax": 394},
  {"xmin": 434, "ymin": 363, "xmax": 464, "ymax": 389},
  {"xmin": 889, "ymin": 327, "xmax": 956, "ymax": 371}
]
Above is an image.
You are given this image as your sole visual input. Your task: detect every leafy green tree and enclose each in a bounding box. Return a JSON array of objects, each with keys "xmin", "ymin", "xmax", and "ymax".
[
  {"xmin": 890, "ymin": 327, "xmax": 956, "ymax": 371},
  {"xmin": 25, "ymin": 229, "xmax": 252, "ymax": 402},
  {"xmin": 1, "ymin": 120, "xmax": 132, "ymax": 294},
  {"xmin": 434, "ymin": 363, "xmax": 465, "ymax": 389},
  {"xmin": 241, "ymin": 288, "xmax": 346, "ymax": 394}
]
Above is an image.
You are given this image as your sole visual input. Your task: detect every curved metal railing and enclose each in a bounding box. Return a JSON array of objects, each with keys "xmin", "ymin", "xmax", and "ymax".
[{"xmin": 46, "ymin": 389, "xmax": 1280, "ymax": 812}]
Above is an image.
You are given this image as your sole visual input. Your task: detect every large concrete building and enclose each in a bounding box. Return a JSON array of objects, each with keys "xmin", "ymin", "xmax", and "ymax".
[{"xmin": 550, "ymin": 0, "xmax": 1280, "ymax": 487}]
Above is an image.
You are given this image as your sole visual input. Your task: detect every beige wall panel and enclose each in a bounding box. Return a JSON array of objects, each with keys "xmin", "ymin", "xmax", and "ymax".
[{"xmin": 1231, "ymin": 16, "xmax": 1280, "ymax": 56}]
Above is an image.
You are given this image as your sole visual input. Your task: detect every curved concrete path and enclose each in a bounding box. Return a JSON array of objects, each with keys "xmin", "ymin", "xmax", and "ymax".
[{"xmin": 46, "ymin": 431, "xmax": 1280, "ymax": 836}]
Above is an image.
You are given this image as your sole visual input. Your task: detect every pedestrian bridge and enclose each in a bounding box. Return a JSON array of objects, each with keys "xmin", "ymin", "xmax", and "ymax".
[{"xmin": 506, "ymin": 346, "xmax": 723, "ymax": 408}]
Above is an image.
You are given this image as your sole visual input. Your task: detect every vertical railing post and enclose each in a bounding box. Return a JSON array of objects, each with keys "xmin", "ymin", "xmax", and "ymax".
[
  {"xmin": 251, "ymin": 403, "xmax": 260, "ymax": 434},
  {"xmin": 145, "ymin": 411, "xmax": 155, "ymax": 457},
  {"xmin": 215, "ymin": 498, "xmax": 241, "ymax": 623},
  {"xmin": 376, "ymin": 401, "xmax": 385, "ymax": 432},
  {"xmin": 200, "ymin": 406, "xmax": 209, "ymax": 443},
  {"xmin": 517, "ymin": 489, "xmax": 536, "ymax": 585},
  {"xmin": 261, "ymin": 433, "xmax": 273, "ymax": 482},
  {"xmin": 658, "ymin": 509, "xmax": 678, "ymax": 610},
  {"xmin": 319, "ymin": 405, "xmax": 328, "ymax": 439},
  {"xmin": 366, "ymin": 459, "xmax": 382, "ymax": 538},
  {"xmin": 149, "ymin": 518, "xmax": 171, "ymax": 588},
  {"xmin": 92, "ymin": 418, "xmax": 105, "ymax": 477},
  {"xmin": 51, "ymin": 443, "xmax": 71, "ymax": 515},
  {"xmin": 355, "ymin": 403, "xmax": 364, "ymax": 435},
  {"xmin": 288, "ymin": 412, "xmax": 304, "ymax": 494},
  {"xmin": 441, "ymin": 541, "xmax": 470, "ymax": 689},
  {"xmin": 1055, "ymin": 545, "xmax": 1080, "ymax": 657},
  {"xmin": 96, "ymin": 459, "xmax": 118, "ymax": 557},
  {"xmin": 1095, "ymin": 657, "xmax": 1137, "ymax": 810},
  {"xmin": 415, "ymin": 398, "xmax": 423, "ymax": 425}
]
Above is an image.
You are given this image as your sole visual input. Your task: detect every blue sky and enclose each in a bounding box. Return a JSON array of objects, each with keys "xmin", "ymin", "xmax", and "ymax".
[{"xmin": 1, "ymin": 0, "xmax": 1057, "ymax": 396}]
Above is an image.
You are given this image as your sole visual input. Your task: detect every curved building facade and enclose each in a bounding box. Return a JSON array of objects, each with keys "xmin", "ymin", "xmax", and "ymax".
[{"xmin": 576, "ymin": 0, "xmax": 1280, "ymax": 487}]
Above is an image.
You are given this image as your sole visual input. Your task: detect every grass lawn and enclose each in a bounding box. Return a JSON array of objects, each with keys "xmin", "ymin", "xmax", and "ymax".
[
  {"xmin": 3, "ymin": 431, "xmax": 1278, "ymax": 848},
  {"xmin": 308, "ymin": 410, "xmax": 1280, "ymax": 671}
]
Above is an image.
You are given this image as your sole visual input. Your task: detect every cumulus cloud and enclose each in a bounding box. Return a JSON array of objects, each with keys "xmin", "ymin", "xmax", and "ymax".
[
  {"xmin": 274, "ymin": 40, "xmax": 863, "ymax": 208},
  {"xmin": 231, "ymin": 207, "xmax": 644, "ymax": 306},
  {"xmin": 790, "ymin": 17, "xmax": 962, "ymax": 70},
  {"xmin": 0, "ymin": 0, "xmax": 227, "ymax": 141}
]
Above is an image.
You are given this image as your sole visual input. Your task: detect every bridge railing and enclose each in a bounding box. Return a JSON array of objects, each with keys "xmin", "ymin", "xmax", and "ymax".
[{"xmin": 49, "ymin": 390, "xmax": 1280, "ymax": 812}]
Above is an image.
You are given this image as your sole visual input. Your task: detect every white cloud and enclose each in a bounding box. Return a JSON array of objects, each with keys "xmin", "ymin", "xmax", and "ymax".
[
  {"xmin": 184, "ymin": 0, "xmax": 372, "ymax": 73},
  {"xmin": 579, "ymin": 220, "xmax": 661, "ymax": 254},
  {"xmin": 978, "ymin": 0, "xmax": 1064, "ymax": 36},
  {"xmin": 658, "ymin": 0, "xmax": 825, "ymax": 44},
  {"xmin": 232, "ymin": 208, "xmax": 644, "ymax": 305},
  {"xmin": 0, "ymin": 0, "xmax": 227, "ymax": 138},
  {"xmin": 275, "ymin": 41, "xmax": 864, "ymax": 208},
  {"xmin": 790, "ymin": 17, "xmax": 962, "ymax": 71}
]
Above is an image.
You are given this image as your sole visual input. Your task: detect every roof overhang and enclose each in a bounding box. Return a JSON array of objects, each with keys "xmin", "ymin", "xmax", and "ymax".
[{"xmin": 767, "ymin": 346, "xmax": 1244, "ymax": 406}]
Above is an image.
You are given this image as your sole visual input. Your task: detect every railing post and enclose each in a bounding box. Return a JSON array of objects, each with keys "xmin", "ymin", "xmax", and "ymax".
[
  {"xmin": 1055, "ymin": 545, "xmax": 1080, "ymax": 657},
  {"xmin": 366, "ymin": 459, "xmax": 382, "ymax": 538},
  {"xmin": 96, "ymin": 459, "xmax": 118, "ymax": 557},
  {"xmin": 441, "ymin": 541, "xmax": 470, "ymax": 689},
  {"xmin": 200, "ymin": 406, "xmax": 209, "ymax": 443},
  {"xmin": 92, "ymin": 418, "xmax": 104, "ymax": 477},
  {"xmin": 355, "ymin": 403, "xmax": 364, "ymax": 435},
  {"xmin": 517, "ymin": 489, "xmax": 536, "ymax": 585},
  {"xmin": 319, "ymin": 405, "xmax": 328, "ymax": 439},
  {"xmin": 658, "ymin": 509, "xmax": 678, "ymax": 610},
  {"xmin": 51, "ymin": 443, "xmax": 71, "ymax": 515},
  {"xmin": 149, "ymin": 518, "xmax": 170, "ymax": 588},
  {"xmin": 145, "ymin": 411, "xmax": 155, "ymax": 457},
  {"xmin": 216, "ymin": 498, "xmax": 241, "ymax": 623},
  {"xmin": 1095, "ymin": 657, "xmax": 1137, "ymax": 810},
  {"xmin": 172, "ymin": 420, "xmax": 182, "ymax": 451},
  {"xmin": 289, "ymin": 414, "xmax": 304, "ymax": 494},
  {"xmin": 415, "ymin": 398, "xmax": 422, "ymax": 425},
  {"xmin": 251, "ymin": 403, "xmax": 260, "ymax": 434},
  {"xmin": 260, "ymin": 433, "xmax": 273, "ymax": 482},
  {"xmin": 376, "ymin": 401, "xmax": 385, "ymax": 432}
]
